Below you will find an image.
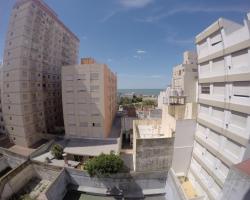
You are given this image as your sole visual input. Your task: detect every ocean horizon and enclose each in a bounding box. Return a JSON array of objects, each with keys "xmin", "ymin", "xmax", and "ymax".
[{"xmin": 118, "ymin": 89, "xmax": 164, "ymax": 96}]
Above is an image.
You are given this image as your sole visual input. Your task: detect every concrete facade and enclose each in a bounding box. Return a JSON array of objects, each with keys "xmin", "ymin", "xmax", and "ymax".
[
  {"xmin": 2, "ymin": 0, "xmax": 79, "ymax": 147},
  {"xmin": 221, "ymin": 159, "xmax": 250, "ymax": 200},
  {"xmin": 133, "ymin": 119, "xmax": 174, "ymax": 172},
  {"xmin": 188, "ymin": 13, "xmax": 250, "ymax": 200},
  {"xmin": 0, "ymin": 161, "xmax": 61, "ymax": 200},
  {"xmin": 0, "ymin": 66, "xmax": 6, "ymax": 135},
  {"xmin": 46, "ymin": 167, "xmax": 167, "ymax": 199},
  {"xmin": 170, "ymin": 51, "xmax": 198, "ymax": 104},
  {"xmin": 62, "ymin": 58, "xmax": 117, "ymax": 138}
]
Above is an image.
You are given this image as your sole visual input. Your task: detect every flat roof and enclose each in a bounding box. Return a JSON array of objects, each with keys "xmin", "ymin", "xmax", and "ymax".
[
  {"xmin": 64, "ymin": 138, "xmax": 120, "ymax": 156},
  {"xmin": 137, "ymin": 124, "xmax": 165, "ymax": 139}
]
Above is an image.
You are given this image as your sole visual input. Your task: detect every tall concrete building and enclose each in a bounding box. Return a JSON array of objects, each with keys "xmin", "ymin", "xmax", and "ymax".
[
  {"xmin": 2, "ymin": 0, "xmax": 79, "ymax": 147},
  {"xmin": 62, "ymin": 58, "xmax": 117, "ymax": 138},
  {"xmin": 0, "ymin": 65, "xmax": 6, "ymax": 136},
  {"xmin": 187, "ymin": 13, "xmax": 250, "ymax": 200}
]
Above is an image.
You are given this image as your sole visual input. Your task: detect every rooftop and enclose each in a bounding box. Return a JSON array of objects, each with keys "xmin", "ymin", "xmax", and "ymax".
[
  {"xmin": 134, "ymin": 119, "xmax": 172, "ymax": 139},
  {"xmin": 234, "ymin": 159, "xmax": 250, "ymax": 176},
  {"xmin": 137, "ymin": 124, "xmax": 164, "ymax": 139},
  {"xmin": 64, "ymin": 138, "xmax": 120, "ymax": 156}
]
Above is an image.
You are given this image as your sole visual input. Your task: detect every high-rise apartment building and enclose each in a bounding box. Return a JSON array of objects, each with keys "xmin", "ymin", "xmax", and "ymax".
[
  {"xmin": 187, "ymin": 13, "xmax": 250, "ymax": 199},
  {"xmin": 62, "ymin": 58, "xmax": 117, "ymax": 138},
  {"xmin": 158, "ymin": 51, "xmax": 198, "ymax": 107},
  {"xmin": 170, "ymin": 51, "xmax": 198, "ymax": 104},
  {"xmin": 0, "ymin": 65, "xmax": 6, "ymax": 136},
  {"xmin": 2, "ymin": 0, "xmax": 79, "ymax": 147}
]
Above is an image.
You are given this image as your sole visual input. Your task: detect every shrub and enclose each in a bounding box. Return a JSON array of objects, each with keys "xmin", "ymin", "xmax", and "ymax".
[
  {"xmin": 51, "ymin": 144, "xmax": 64, "ymax": 159},
  {"xmin": 19, "ymin": 194, "xmax": 34, "ymax": 200},
  {"xmin": 84, "ymin": 152, "xmax": 124, "ymax": 177}
]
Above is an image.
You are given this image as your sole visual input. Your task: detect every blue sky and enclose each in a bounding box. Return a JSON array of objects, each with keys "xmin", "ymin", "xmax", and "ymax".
[{"xmin": 0, "ymin": 0, "xmax": 249, "ymax": 89}]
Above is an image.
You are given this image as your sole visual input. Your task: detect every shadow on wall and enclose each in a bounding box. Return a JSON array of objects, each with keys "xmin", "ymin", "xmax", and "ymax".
[{"xmin": 243, "ymin": 189, "xmax": 250, "ymax": 200}]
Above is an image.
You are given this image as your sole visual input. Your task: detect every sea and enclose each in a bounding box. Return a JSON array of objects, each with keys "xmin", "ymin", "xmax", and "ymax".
[{"xmin": 118, "ymin": 89, "xmax": 163, "ymax": 96}]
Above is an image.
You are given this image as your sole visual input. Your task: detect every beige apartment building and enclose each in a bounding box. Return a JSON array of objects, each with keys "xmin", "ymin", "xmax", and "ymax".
[
  {"xmin": 62, "ymin": 58, "xmax": 117, "ymax": 138},
  {"xmin": 187, "ymin": 13, "xmax": 250, "ymax": 200},
  {"xmin": 2, "ymin": 0, "xmax": 79, "ymax": 147}
]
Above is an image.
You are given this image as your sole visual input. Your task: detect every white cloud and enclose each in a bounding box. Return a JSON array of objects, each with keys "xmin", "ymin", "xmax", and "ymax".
[
  {"xmin": 136, "ymin": 49, "xmax": 147, "ymax": 54},
  {"xmin": 107, "ymin": 58, "xmax": 113, "ymax": 62},
  {"xmin": 119, "ymin": 0, "xmax": 153, "ymax": 8},
  {"xmin": 138, "ymin": 4, "xmax": 250, "ymax": 23},
  {"xmin": 100, "ymin": 10, "xmax": 119, "ymax": 22}
]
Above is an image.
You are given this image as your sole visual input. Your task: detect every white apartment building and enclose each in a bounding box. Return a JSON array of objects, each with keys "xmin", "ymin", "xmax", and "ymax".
[
  {"xmin": 62, "ymin": 58, "xmax": 117, "ymax": 138},
  {"xmin": 2, "ymin": 0, "xmax": 79, "ymax": 147},
  {"xmin": 187, "ymin": 13, "xmax": 250, "ymax": 200},
  {"xmin": 158, "ymin": 51, "xmax": 198, "ymax": 107},
  {"xmin": 170, "ymin": 51, "xmax": 198, "ymax": 104}
]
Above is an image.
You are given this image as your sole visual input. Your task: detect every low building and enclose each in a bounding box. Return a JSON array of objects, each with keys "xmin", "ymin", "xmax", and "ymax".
[
  {"xmin": 31, "ymin": 138, "xmax": 121, "ymax": 167},
  {"xmin": 133, "ymin": 119, "xmax": 174, "ymax": 172},
  {"xmin": 62, "ymin": 58, "xmax": 117, "ymax": 138},
  {"xmin": 0, "ymin": 161, "xmax": 61, "ymax": 200}
]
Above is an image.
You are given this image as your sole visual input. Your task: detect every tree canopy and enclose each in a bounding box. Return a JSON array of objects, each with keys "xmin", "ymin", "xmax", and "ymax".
[{"xmin": 84, "ymin": 152, "xmax": 124, "ymax": 177}]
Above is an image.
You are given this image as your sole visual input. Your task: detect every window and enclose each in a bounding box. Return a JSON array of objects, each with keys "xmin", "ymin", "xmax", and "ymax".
[
  {"xmin": 77, "ymin": 74, "xmax": 85, "ymax": 80},
  {"xmin": 90, "ymin": 85, "xmax": 99, "ymax": 91},
  {"xmin": 92, "ymin": 97, "xmax": 99, "ymax": 103},
  {"xmin": 233, "ymin": 81, "xmax": 250, "ymax": 98},
  {"xmin": 213, "ymin": 83, "xmax": 225, "ymax": 95},
  {"xmin": 22, "ymin": 83, "xmax": 27, "ymax": 88},
  {"xmin": 91, "ymin": 113, "xmax": 100, "ymax": 116},
  {"xmin": 232, "ymin": 49, "xmax": 249, "ymax": 69},
  {"xmin": 210, "ymin": 33, "xmax": 222, "ymax": 46},
  {"xmin": 22, "ymin": 71, "xmax": 28, "ymax": 77},
  {"xmin": 230, "ymin": 111, "xmax": 247, "ymax": 129},
  {"xmin": 201, "ymin": 84, "xmax": 210, "ymax": 94},
  {"xmin": 80, "ymin": 122, "xmax": 88, "ymax": 127},
  {"xmin": 95, "ymin": 123, "xmax": 101, "ymax": 127},
  {"xmin": 90, "ymin": 73, "xmax": 99, "ymax": 80}
]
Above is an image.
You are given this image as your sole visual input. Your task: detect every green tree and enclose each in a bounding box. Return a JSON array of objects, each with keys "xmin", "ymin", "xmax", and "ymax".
[
  {"xmin": 142, "ymin": 99, "xmax": 156, "ymax": 107},
  {"xmin": 84, "ymin": 152, "xmax": 124, "ymax": 177},
  {"xmin": 51, "ymin": 144, "xmax": 64, "ymax": 159}
]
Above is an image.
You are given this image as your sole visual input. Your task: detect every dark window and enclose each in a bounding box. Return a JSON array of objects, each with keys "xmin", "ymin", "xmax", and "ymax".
[{"xmin": 201, "ymin": 85, "xmax": 210, "ymax": 94}]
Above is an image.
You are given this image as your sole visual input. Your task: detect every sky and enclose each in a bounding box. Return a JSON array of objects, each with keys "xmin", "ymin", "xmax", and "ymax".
[{"xmin": 0, "ymin": 0, "xmax": 249, "ymax": 89}]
